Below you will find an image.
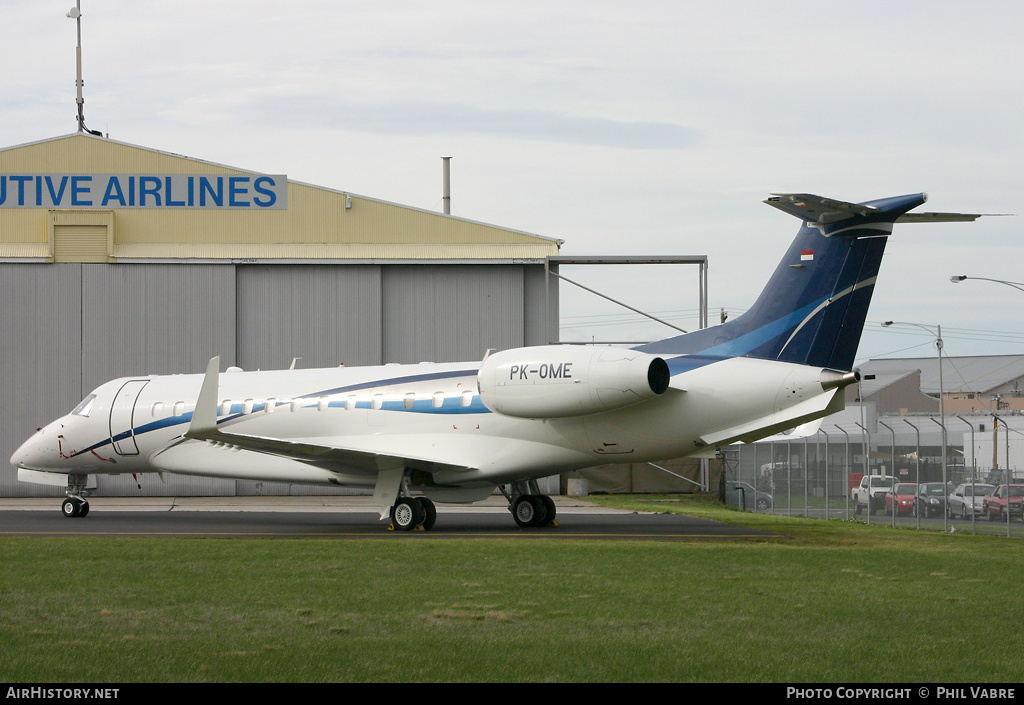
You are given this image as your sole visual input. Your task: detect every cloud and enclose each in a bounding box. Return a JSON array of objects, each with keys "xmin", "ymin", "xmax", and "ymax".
[{"xmin": 246, "ymin": 96, "xmax": 697, "ymax": 150}]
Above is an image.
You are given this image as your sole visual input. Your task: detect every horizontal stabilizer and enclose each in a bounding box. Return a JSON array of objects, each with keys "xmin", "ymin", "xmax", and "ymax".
[
  {"xmin": 767, "ymin": 192, "xmax": 1008, "ymax": 226},
  {"xmin": 895, "ymin": 212, "xmax": 1010, "ymax": 223},
  {"xmin": 764, "ymin": 193, "xmax": 880, "ymax": 224}
]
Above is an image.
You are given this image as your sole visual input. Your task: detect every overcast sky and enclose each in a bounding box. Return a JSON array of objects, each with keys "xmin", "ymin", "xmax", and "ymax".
[{"xmin": 3, "ymin": 1, "xmax": 1023, "ymax": 368}]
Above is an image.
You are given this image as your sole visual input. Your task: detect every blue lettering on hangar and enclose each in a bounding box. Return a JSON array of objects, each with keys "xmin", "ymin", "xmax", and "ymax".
[{"xmin": 0, "ymin": 174, "xmax": 288, "ymax": 209}]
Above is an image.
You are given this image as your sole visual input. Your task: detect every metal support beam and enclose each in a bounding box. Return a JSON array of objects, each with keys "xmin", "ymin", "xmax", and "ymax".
[{"xmin": 544, "ymin": 255, "xmax": 709, "ymax": 345}]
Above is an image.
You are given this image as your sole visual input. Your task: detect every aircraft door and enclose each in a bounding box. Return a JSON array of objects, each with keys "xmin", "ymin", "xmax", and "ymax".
[{"xmin": 109, "ymin": 380, "xmax": 150, "ymax": 456}]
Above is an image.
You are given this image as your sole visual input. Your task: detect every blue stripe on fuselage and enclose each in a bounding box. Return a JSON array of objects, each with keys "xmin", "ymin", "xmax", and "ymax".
[{"xmin": 71, "ymin": 368, "xmax": 488, "ymax": 459}]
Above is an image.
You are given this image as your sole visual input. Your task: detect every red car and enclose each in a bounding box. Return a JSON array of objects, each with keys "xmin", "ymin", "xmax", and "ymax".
[
  {"xmin": 885, "ymin": 483, "xmax": 918, "ymax": 516},
  {"xmin": 982, "ymin": 484, "xmax": 1024, "ymax": 521}
]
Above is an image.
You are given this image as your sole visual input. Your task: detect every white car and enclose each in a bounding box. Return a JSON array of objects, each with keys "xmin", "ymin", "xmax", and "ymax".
[{"xmin": 947, "ymin": 483, "xmax": 995, "ymax": 519}]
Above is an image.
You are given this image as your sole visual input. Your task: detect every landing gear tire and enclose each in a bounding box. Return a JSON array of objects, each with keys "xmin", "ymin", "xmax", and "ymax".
[
  {"xmin": 512, "ymin": 495, "xmax": 548, "ymax": 528},
  {"xmin": 539, "ymin": 494, "xmax": 557, "ymax": 525},
  {"xmin": 418, "ymin": 497, "xmax": 437, "ymax": 531},
  {"xmin": 61, "ymin": 497, "xmax": 88, "ymax": 518},
  {"xmin": 391, "ymin": 497, "xmax": 426, "ymax": 531}
]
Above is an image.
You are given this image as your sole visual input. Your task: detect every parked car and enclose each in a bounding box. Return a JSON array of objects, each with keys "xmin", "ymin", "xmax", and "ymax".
[
  {"xmin": 914, "ymin": 482, "xmax": 953, "ymax": 518},
  {"xmin": 947, "ymin": 483, "xmax": 995, "ymax": 519},
  {"xmin": 885, "ymin": 483, "xmax": 918, "ymax": 516},
  {"xmin": 726, "ymin": 481, "xmax": 773, "ymax": 512},
  {"xmin": 982, "ymin": 484, "xmax": 1024, "ymax": 521},
  {"xmin": 852, "ymin": 474, "xmax": 895, "ymax": 515}
]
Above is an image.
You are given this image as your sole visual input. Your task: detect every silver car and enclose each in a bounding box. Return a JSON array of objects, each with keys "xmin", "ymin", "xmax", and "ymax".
[{"xmin": 947, "ymin": 483, "xmax": 995, "ymax": 519}]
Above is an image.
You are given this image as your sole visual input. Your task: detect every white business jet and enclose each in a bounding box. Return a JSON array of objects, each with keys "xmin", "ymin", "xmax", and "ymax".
[{"xmin": 10, "ymin": 193, "xmax": 986, "ymax": 529}]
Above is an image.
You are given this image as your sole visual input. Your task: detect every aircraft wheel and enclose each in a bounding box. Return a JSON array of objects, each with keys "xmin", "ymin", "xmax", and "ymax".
[
  {"xmin": 417, "ymin": 497, "xmax": 437, "ymax": 531},
  {"xmin": 61, "ymin": 497, "xmax": 83, "ymax": 518},
  {"xmin": 539, "ymin": 495, "xmax": 557, "ymax": 525},
  {"xmin": 512, "ymin": 495, "xmax": 547, "ymax": 528},
  {"xmin": 391, "ymin": 497, "xmax": 425, "ymax": 531}
]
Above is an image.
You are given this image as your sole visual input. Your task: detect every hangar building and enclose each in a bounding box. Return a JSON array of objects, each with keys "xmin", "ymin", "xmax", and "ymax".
[{"xmin": 1, "ymin": 133, "xmax": 562, "ymax": 498}]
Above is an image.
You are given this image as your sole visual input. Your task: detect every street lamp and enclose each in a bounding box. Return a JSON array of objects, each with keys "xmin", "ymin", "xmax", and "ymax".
[
  {"xmin": 882, "ymin": 320, "xmax": 948, "ymax": 525},
  {"xmin": 950, "ymin": 275, "xmax": 1024, "ymax": 294}
]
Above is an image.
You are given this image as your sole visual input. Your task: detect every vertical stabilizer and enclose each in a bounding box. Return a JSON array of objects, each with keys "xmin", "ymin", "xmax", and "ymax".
[{"xmin": 639, "ymin": 193, "xmax": 929, "ymax": 371}]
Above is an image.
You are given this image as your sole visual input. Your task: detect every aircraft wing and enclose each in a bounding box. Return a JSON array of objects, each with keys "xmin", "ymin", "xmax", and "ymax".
[{"xmin": 179, "ymin": 357, "xmax": 475, "ymax": 476}]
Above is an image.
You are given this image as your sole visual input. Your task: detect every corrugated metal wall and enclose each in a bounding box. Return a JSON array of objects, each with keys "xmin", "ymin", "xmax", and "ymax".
[
  {"xmin": 236, "ymin": 265, "xmax": 383, "ymax": 371},
  {"xmin": 80, "ymin": 265, "xmax": 237, "ymax": 390},
  {"xmin": 0, "ymin": 264, "xmax": 83, "ymax": 497},
  {"xmin": 1, "ymin": 261, "xmax": 548, "ymax": 498},
  {"xmin": 382, "ymin": 265, "xmax": 525, "ymax": 364}
]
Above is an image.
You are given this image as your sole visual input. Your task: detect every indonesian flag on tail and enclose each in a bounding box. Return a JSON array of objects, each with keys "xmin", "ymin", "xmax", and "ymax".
[{"xmin": 800, "ymin": 249, "xmax": 814, "ymax": 261}]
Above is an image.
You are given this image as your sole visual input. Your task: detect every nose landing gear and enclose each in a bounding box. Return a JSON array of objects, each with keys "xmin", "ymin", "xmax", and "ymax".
[
  {"xmin": 61, "ymin": 496, "xmax": 89, "ymax": 518},
  {"xmin": 61, "ymin": 475, "xmax": 91, "ymax": 518}
]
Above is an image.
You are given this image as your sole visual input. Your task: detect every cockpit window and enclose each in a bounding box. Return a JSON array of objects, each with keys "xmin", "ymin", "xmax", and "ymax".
[{"xmin": 72, "ymin": 394, "xmax": 97, "ymax": 417}]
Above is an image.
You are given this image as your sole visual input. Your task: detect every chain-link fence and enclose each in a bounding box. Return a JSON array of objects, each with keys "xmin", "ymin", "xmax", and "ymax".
[{"xmin": 722, "ymin": 437, "xmax": 1024, "ymax": 537}]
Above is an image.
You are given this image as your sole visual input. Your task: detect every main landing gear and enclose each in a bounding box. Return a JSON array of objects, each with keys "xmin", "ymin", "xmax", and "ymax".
[
  {"xmin": 502, "ymin": 480, "xmax": 558, "ymax": 528},
  {"xmin": 389, "ymin": 496, "xmax": 437, "ymax": 532},
  {"xmin": 61, "ymin": 474, "xmax": 90, "ymax": 518}
]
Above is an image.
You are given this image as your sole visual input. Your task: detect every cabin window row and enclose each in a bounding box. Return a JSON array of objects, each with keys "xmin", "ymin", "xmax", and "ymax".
[{"xmin": 149, "ymin": 391, "xmax": 475, "ymax": 417}]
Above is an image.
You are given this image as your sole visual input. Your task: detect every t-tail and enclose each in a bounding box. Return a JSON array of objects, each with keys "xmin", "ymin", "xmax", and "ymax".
[{"xmin": 639, "ymin": 193, "xmax": 989, "ymax": 371}]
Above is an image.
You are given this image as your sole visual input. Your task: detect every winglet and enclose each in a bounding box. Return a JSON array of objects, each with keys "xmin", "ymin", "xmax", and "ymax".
[{"xmin": 186, "ymin": 356, "xmax": 221, "ymax": 439}]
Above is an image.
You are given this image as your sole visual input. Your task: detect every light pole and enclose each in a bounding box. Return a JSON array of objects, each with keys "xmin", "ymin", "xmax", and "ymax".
[
  {"xmin": 882, "ymin": 320, "xmax": 947, "ymax": 527},
  {"xmin": 950, "ymin": 275, "xmax": 1024, "ymax": 294}
]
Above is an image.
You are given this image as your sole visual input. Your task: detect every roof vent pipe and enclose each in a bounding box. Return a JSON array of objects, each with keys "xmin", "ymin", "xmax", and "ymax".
[{"xmin": 442, "ymin": 156, "xmax": 451, "ymax": 215}]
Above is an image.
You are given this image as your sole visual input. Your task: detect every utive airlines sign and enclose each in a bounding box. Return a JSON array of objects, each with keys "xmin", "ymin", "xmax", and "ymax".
[{"xmin": 0, "ymin": 174, "xmax": 288, "ymax": 209}]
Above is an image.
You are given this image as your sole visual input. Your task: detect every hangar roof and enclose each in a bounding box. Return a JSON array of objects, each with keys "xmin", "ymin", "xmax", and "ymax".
[
  {"xmin": 857, "ymin": 355, "xmax": 1024, "ymax": 396},
  {"xmin": 0, "ymin": 133, "xmax": 561, "ymax": 262}
]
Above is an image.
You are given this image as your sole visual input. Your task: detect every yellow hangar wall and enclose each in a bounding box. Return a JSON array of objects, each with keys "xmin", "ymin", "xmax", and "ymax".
[{"xmin": 0, "ymin": 133, "xmax": 561, "ymax": 262}]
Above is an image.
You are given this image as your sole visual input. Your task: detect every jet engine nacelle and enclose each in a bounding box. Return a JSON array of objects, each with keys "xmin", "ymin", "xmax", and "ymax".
[{"xmin": 477, "ymin": 345, "xmax": 670, "ymax": 419}]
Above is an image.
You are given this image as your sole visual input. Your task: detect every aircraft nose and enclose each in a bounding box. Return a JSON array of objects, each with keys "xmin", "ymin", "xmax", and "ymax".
[{"xmin": 10, "ymin": 424, "xmax": 59, "ymax": 470}]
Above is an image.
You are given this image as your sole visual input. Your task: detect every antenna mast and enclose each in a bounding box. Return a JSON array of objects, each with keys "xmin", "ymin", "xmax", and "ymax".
[{"xmin": 67, "ymin": 1, "xmax": 101, "ymax": 136}]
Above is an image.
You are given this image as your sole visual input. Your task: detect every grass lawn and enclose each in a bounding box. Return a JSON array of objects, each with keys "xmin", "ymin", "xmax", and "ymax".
[{"xmin": 1, "ymin": 494, "xmax": 1022, "ymax": 683}]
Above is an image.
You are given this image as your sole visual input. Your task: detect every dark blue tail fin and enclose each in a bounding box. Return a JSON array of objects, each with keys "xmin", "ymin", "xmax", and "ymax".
[{"xmin": 638, "ymin": 193, "xmax": 928, "ymax": 371}]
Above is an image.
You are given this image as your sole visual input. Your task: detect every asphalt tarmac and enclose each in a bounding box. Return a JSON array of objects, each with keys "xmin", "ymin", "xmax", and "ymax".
[{"xmin": 0, "ymin": 496, "xmax": 774, "ymax": 540}]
